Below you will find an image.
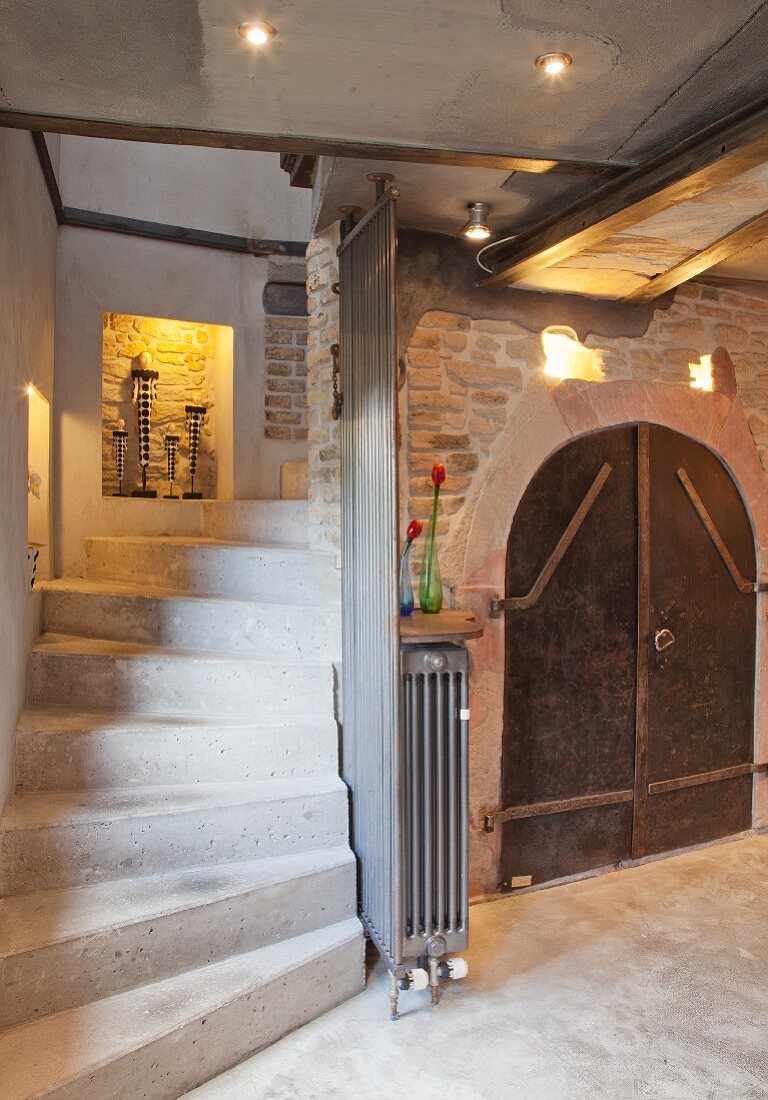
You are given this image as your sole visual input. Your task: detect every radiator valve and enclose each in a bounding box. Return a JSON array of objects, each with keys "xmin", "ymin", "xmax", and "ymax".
[{"xmin": 439, "ymin": 957, "xmax": 469, "ymax": 981}]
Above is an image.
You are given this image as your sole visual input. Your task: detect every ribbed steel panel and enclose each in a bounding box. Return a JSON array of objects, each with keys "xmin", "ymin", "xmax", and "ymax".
[{"xmin": 338, "ymin": 192, "xmax": 403, "ymax": 967}]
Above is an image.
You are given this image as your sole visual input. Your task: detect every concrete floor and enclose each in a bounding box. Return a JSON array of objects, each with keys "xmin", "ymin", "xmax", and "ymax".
[{"xmin": 186, "ymin": 835, "xmax": 768, "ymax": 1100}]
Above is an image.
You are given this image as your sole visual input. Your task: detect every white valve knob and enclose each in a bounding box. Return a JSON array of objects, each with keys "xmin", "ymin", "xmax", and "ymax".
[
  {"xmin": 445, "ymin": 957, "xmax": 469, "ymax": 980},
  {"xmin": 407, "ymin": 967, "xmax": 429, "ymax": 991}
]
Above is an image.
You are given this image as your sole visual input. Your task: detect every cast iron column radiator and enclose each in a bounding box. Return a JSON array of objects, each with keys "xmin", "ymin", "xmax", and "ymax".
[{"xmin": 338, "ymin": 179, "xmax": 470, "ymax": 1020}]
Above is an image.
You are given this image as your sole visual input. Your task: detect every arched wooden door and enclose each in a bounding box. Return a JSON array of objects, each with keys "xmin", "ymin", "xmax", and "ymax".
[{"xmin": 501, "ymin": 424, "xmax": 756, "ymax": 888}]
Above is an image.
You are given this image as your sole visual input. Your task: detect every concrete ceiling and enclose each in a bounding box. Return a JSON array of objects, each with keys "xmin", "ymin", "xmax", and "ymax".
[
  {"xmin": 5, "ymin": 2, "xmax": 768, "ymax": 281},
  {"xmin": 1, "ymin": 1, "xmax": 767, "ymax": 162}
]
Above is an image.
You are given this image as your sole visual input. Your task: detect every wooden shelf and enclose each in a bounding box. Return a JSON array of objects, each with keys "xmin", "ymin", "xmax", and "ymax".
[{"xmin": 399, "ymin": 609, "xmax": 484, "ymax": 644}]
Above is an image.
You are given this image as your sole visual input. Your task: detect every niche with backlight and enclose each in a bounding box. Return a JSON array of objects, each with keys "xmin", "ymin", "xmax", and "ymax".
[{"xmin": 101, "ymin": 313, "xmax": 234, "ymax": 499}]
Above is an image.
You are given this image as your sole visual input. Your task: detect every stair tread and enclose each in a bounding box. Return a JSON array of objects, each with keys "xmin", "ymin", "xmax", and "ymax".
[
  {"xmin": 41, "ymin": 577, "xmax": 337, "ymax": 610},
  {"xmin": 0, "ymin": 917, "xmax": 361, "ymax": 1100},
  {"xmin": 31, "ymin": 632, "xmax": 333, "ymax": 665},
  {"xmin": 86, "ymin": 535, "xmax": 328, "ymax": 555},
  {"xmin": 2, "ymin": 777, "xmax": 346, "ymax": 831},
  {"xmin": 17, "ymin": 707, "xmax": 337, "ymax": 734},
  {"xmin": 0, "ymin": 848, "xmax": 354, "ymax": 957}
]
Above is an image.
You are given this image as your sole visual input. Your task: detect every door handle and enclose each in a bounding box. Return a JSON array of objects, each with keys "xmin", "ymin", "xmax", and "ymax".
[{"xmin": 654, "ymin": 628, "xmax": 676, "ymax": 652}]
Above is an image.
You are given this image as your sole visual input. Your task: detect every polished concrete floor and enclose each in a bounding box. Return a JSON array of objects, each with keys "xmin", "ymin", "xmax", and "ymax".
[{"xmin": 186, "ymin": 835, "xmax": 768, "ymax": 1100}]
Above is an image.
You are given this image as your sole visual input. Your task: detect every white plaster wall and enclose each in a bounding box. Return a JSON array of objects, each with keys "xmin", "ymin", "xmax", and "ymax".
[
  {"xmin": 58, "ymin": 137, "xmax": 311, "ymax": 242},
  {"xmin": 0, "ymin": 130, "xmax": 57, "ymax": 813},
  {"xmin": 55, "ymin": 226, "xmax": 305, "ymax": 575}
]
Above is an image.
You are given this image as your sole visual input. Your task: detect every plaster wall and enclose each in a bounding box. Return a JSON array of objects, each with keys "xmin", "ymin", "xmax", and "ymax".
[
  {"xmin": 57, "ymin": 137, "xmax": 311, "ymax": 242},
  {"xmin": 55, "ymin": 227, "xmax": 307, "ymax": 576},
  {"xmin": 0, "ymin": 130, "xmax": 57, "ymax": 812}
]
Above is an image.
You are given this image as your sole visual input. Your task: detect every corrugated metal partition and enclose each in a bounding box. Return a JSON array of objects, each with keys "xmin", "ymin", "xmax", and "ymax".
[{"xmin": 338, "ymin": 190, "xmax": 402, "ymax": 968}]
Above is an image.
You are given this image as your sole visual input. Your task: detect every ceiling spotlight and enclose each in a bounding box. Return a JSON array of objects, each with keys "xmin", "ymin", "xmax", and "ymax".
[
  {"xmin": 237, "ymin": 20, "xmax": 277, "ymax": 46},
  {"xmin": 461, "ymin": 202, "xmax": 491, "ymax": 241},
  {"xmin": 535, "ymin": 51, "xmax": 572, "ymax": 75}
]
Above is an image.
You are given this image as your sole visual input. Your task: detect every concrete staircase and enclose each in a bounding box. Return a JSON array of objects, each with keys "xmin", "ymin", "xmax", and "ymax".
[{"xmin": 0, "ymin": 502, "xmax": 363, "ymax": 1099}]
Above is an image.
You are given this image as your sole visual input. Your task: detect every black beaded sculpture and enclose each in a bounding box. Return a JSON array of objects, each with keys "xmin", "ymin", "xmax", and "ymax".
[
  {"xmin": 164, "ymin": 433, "xmax": 181, "ymax": 499},
  {"xmin": 183, "ymin": 404, "xmax": 207, "ymax": 499},
  {"xmin": 131, "ymin": 355, "xmax": 159, "ymax": 497},
  {"xmin": 111, "ymin": 418, "xmax": 129, "ymax": 497}
]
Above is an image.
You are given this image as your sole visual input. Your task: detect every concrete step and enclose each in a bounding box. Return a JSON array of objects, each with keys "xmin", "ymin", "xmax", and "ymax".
[
  {"xmin": 15, "ymin": 709, "xmax": 339, "ymax": 790},
  {"xmin": 84, "ymin": 536, "xmax": 339, "ymax": 603},
  {"xmin": 40, "ymin": 579, "xmax": 341, "ymax": 658},
  {"xmin": 200, "ymin": 500, "xmax": 308, "ymax": 547},
  {"xmin": 0, "ymin": 848, "xmax": 355, "ymax": 1029},
  {"xmin": 0, "ymin": 918, "xmax": 363, "ymax": 1100},
  {"xmin": 27, "ymin": 634, "xmax": 334, "ymax": 717},
  {"xmin": 0, "ymin": 779, "xmax": 349, "ymax": 894}
]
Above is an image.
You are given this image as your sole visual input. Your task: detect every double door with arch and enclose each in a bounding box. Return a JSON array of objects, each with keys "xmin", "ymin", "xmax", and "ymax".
[{"xmin": 501, "ymin": 424, "xmax": 757, "ymax": 886}]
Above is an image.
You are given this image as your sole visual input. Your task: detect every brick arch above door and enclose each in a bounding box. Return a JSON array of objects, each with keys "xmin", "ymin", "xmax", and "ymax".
[{"xmin": 452, "ymin": 376, "xmax": 768, "ymax": 896}]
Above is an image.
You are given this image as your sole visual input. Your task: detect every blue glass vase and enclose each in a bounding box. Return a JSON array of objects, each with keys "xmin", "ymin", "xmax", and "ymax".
[{"xmin": 399, "ymin": 540, "xmax": 415, "ymax": 616}]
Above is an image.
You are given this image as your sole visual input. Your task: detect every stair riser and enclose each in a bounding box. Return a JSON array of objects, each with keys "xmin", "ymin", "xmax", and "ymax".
[
  {"xmin": 48, "ymin": 934, "xmax": 363, "ymax": 1100},
  {"xmin": 0, "ymin": 860, "xmax": 356, "ymax": 1030},
  {"xmin": 42, "ymin": 589, "xmax": 341, "ymax": 658},
  {"xmin": 26, "ymin": 652, "xmax": 333, "ymax": 717},
  {"xmin": 84, "ymin": 540, "xmax": 339, "ymax": 602},
  {"xmin": 200, "ymin": 501, "xmax": 308, "ymax": 546},
  {"xmin": 1, "ymin": 790, "xmax": 349, "ymax": 893},
  {"xmin": 16, "ymin": 722, "xmax": 339, "ymax": 790}
]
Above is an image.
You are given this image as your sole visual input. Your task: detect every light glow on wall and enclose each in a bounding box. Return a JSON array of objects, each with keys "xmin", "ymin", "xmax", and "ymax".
[
  {"xmin": 541, "ymin": 326, "xmax": 605, "ymax": 382},
  {"xmin": 689, "ymin": 354, "xmax": 713, "ymax": 391}
]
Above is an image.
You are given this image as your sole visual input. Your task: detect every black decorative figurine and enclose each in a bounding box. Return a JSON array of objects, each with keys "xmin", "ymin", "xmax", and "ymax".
[
  {"xmin": 164, "ymin": 432, "xmax": 180, "ymax": 499},
  {"xmin": 131, "ymin": 352, "xmax": 159, "ymax": 498},
  {"xmin": 183, "ymin": 404, "xmax": 207, "ymax": 499},
  {"xmin": 112, "ymin": 418, "xmax": 129, "ymax": 496}
]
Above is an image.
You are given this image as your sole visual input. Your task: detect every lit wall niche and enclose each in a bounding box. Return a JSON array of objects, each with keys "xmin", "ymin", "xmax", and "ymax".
[
  {"xmin": 689, "ymin": 353, "xmax": 714, "ymax": 392},
  {"xmin": 102, "ymin": 313, "xmax": 234, "ymax": 499},
  {"xmin": 541, "ymin": 325, "xmax": 605, "ymax": 382}
]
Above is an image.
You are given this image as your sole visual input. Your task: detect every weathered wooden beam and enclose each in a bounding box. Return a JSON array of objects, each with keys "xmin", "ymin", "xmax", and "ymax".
[
  {"xmin": 61, "ymin": 208, "xmax": 307, "ymax": 256},
  {"xmin": 0, "ymin": 107, "xmax": 631, "ymax": 177},
  {"xmin": 280, "ymin": 152, "xmax": 318, "ymax": 189},
  {"xmin": 622, "ymin": 209, "xmax": 768, "ymax": 304},
  {"xmin": 30, "ymin": 131, "xmax": 64, "ymax": 225},
  {"xmin": 482, "ymin": 91, "xmax": 768, "ymax": 288}
]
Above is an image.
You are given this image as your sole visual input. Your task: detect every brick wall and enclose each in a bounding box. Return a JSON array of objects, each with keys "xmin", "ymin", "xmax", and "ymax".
[
  {"xmin": 102, "ymin": 312, "xmax": 217, "ymax": 497},
  {"xmin": 264, "ymin": 315, "xmax": 308, "ymax": 441},
  {"xmin": 402, "ymin": 283, "xmax": 768, "ymax": 587},
  {"xmin": 305, "ymin": 225, "xmax": 341, "ymax": 558}
]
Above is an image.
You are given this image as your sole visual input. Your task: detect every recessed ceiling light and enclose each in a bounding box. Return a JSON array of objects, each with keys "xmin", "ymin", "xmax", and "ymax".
[
  {"xmin": 237, "ymin": 20, "xmax": 277, "ymax": 46},
  {"xmin": 535, "ymin": 52, "xmax": 572, "ymax": 75},
  {"xmin": 461, "ymin": 202, "xmax": 492, "ymax": 241}
]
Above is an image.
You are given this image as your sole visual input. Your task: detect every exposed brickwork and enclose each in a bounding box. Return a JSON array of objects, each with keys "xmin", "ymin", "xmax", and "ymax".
[
  {"xmin": 263, "ymin": 315, "xmax": 308, "ymax": 441},
  {"xmin": 305, "ymin": 226, "xmax": 341, "ymax": 559},
  {"xmin": 102, "ymin": 313, "xmax": 217, "ymax": 497},
  {"xmin": 402, "ymin": 284, "xmax": 768, "ymax": 581}
]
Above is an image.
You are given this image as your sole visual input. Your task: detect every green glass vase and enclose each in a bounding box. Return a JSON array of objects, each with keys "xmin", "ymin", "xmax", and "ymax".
[{"xmin": 419, "ymin": 514, "xmax": 443, "ymax": 614}]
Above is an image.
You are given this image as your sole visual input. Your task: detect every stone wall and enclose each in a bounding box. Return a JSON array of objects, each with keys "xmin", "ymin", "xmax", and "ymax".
[
  {"xmin": 263, "ymin": 315, "xmax": 308, "ymax": 441},
  {"xmin": 401, "ymin": 283, "xmax": 768, "ymax": 586},
  {"xmin": 101, "ymin": 313, "xmax": 217, "ymax": 498},
  {"xmin": 305, "ymin": 225, "xmax": 341, "ymax": 558}
]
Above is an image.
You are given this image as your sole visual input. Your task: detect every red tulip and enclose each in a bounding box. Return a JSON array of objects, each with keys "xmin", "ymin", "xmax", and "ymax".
[
  {"xmin": 406, "ymin": 519, "xmax": 423, "ymax": 541},
  {"xmin": 431, "ymin": 463, "xmax": 446, "ymax": 487}
]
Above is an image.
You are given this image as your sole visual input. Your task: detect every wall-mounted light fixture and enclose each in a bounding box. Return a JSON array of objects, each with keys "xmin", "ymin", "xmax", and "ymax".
[
  {"xmin": 237, "ymin": 20, "xmax": 277, "ymax": 45},
  {"xmin": 535, "ymin": 52, "xmax": 572, "ymax": 75},
  {"xmin": 689, "ymin": 354, "xmax": 713, "ymax": 392},
  {"xmin": 461, "ymin": 202, "xmax": 492, "ymax": 241},
  {"xmin": 541, "ymin": 326, "xmax": 604, "ymax": 382}
]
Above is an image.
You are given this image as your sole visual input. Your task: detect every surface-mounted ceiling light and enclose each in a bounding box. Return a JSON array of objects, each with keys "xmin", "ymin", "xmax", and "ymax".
[
  {"xmin": 461, "ymin": 202, "xmax": 491, "ymax": 241},
  {"xmin": 237, "ymin": 20, "xmax": 277, "ymax": 45},
  {"xmin": 535, "ymin": 52, "xmax": 572, "ymax": 75}
]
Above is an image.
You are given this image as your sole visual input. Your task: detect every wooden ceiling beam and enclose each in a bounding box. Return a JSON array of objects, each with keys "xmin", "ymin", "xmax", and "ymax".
[
  {"xmin": 481, "ymin": 92, "xmax": 768, "ymax": 288},
  {"xmin": 0, "ymin": 107, "xmax": 631, "ymax": 178},
  {"xmin": 621, "ymin": 209, "xmax": 768, "ymax": 305}
]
